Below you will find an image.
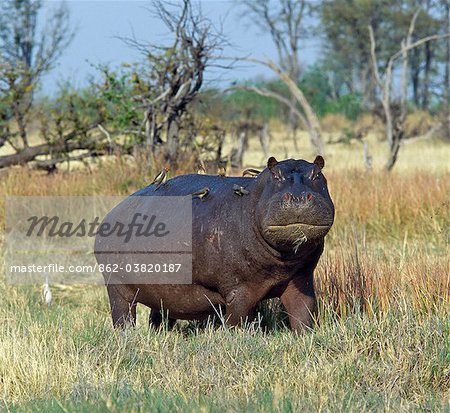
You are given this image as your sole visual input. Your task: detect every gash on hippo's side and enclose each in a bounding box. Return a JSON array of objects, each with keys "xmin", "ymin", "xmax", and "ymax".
[{"xmin": 95, "ymin": 156, "xmax": 335, "ymax": 333}]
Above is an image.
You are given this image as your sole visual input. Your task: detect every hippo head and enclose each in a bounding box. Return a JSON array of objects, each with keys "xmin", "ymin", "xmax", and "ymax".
[{"xmin": 256, "ymin": 156, "xmax": 334, "ymax": 253}]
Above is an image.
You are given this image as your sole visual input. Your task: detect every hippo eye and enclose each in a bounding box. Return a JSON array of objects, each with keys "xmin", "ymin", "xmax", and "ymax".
[
  {"xmin": 307, "ymin": 170, "xmax": 316, "ymax": 181},
  {"xmin": 309, "ymin": 166, "xmax": 322, "ymax": 181},
  {"xmin": 271, "ymin": 168, "xmax": 285, "ymax": 181}
]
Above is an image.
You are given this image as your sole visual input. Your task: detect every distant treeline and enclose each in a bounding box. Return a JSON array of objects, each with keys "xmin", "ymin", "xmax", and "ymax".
[
  {"xmin": 196, "ymin": 73, "xmax": 364, "ymax": 125},
  {"xmin": 1, "ymin": 0, "xmax": 449, "ymax": 172}
]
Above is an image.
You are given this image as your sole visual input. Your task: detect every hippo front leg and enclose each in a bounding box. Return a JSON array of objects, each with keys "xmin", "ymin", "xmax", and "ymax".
[
  {"xmin": 224, "ymin": 284, "xmax": 264, "ymax": 327},
  {"xmin": 149, "ymin": 308, "xmax": 177, "ymax": 330},
  {"xmin": 280, "ymin": 275, "xmax": 317, "ymax": 332}
]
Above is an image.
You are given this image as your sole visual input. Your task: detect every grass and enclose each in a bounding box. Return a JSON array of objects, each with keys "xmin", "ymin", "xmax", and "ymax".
[
  {"xmin": 241, "ymin": 128, "xmax": 450, "ymax": 174},
  {"xmin": 0, "ymin": 132, "xmax": 449, "ymax": 412},
  {"xmin": 1, "ymin": 304, "xmax": 448, "ymax": 412}
]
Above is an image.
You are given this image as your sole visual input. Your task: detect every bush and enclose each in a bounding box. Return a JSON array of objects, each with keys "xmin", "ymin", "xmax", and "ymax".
[
  {"xmin": 320, "ymin": 114, "xmax": 351, "ymax": 133},
  {"xmin": 405, "ymin": 110, "xmax": 436, "ymax": 138},
  {"xmin": 353, "ymin": 114, "xmax": 384, "ymax": 138},
  {"xmin": 324, "ymin": 92, "xmax": 363, "ymax": 120}
]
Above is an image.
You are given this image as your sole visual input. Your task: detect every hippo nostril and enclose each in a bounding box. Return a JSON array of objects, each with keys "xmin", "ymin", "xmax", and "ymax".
[{"xmin": 283, "ymin": 192, "xmax": 293, "ymax": 202}]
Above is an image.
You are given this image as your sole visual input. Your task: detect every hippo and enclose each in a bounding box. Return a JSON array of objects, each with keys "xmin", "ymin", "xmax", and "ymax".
[{"xmin": 95, "ymin": 156, "xmax": 334, "ymax": 332}]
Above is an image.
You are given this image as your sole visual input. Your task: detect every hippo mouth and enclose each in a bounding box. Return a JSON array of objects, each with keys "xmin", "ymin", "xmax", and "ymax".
[
  {"xmin": 267, "ymin": 223, "xmax": 331, "ymax": 230},
  {"xmin": 263, "ymin": 222, "xmax": 332, "ymax": 250}
]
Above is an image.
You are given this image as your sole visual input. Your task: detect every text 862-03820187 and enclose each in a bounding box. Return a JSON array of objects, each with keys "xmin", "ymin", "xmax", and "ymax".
[{"xmin": 97, "ymin": 263, "xmax": 182, "ymax": 274}]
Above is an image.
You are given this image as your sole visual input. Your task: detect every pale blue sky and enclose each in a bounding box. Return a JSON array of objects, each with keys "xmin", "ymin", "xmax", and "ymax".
[{"xmin": 40, "ymin": 0, "xmax": 320, "ymax": 95}]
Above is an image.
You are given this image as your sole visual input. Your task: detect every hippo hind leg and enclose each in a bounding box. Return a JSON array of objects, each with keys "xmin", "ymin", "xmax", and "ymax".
[
  {"xmin": 106, "ymin": 285, "xmax": 137, "ymax": 328},
  {"xmin": 149, "ymin": 308, "xmax": 177, "ymax": 330}
]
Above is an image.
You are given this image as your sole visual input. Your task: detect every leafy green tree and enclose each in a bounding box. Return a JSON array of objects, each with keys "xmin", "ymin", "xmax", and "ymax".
[
  {"xmin": 299, "ymin": 64, "xmax": 363, "ymax": 120},
  {"xmin": 319, "ymin": 0, "xmax": 444, "ymax": 110},
  {"xmin": 319, "ymin": 0, "xmax": 395, "ymax": 106},
  {"xmin": 0, "ymin": 0, "xmax": 73, "ymax": 149}
]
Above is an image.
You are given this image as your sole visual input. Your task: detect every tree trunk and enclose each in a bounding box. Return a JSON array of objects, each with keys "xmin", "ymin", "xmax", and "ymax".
[
  {"xmin": 288, "ymin": 94, "xmax": 299, "ymax": 151},
  {"xmin": 278, "ymin": 70, "xmax": 324, "ymax": 155},
  {"xmin": 410, "ymin": 47, "xmax": 421, "ymax": 107},
  {"xmin": 422, "ymin": 42, "xmax": 432, "ymax": 110},
  {"xmin": 385, "ymin": 136, "xmax": 401, "ymax": 171},
  {"xmin": 258, "ymin": 123, "xmax": 270, "ymax": 159},
  {"xmin": 166, "ymin": 115, "xmax": 180, "ymax": 162},
  {"xmin": 235, "ymin": 127, "xmax": 248, "ymax": 168},
  {"xmin": 385, "ymin": 35, "xmax": 408, "ymax": 172},
  {"xmin": 385, "ymin": 117, "xmax": 405, "ymax": 172},
  {"xmin": 444, "ymin": 0, "xmax": 450, "ymax": 141},
  {"xmin": 216, "ymin": 129, "xmax": 225, "ymax": 163},
  {"xmin": 362, "ymin": 140, "xmax": 372, "ymax": 170},
  {"xmin": 0, "ymin": 131, "xmax": 99, "ymax": 169},
  {"xmin": 144, "ymin": 108, "xmax": 154, "ymax": 169},
  {"xmin": 12, "ymin": 101, "xmax": 29, "ymax": 147}
]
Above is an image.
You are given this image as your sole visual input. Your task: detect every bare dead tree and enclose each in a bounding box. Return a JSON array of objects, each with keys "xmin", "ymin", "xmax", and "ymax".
[
  {"xmin": 233, "ymin": 57, "xmax": 324, "ymax": 155},
  {"xmin": 122, "ymin": 0, "xmax": 226, "ymax": 165},
  {"xmin": 241, "ymin": 0, "xmax": 307, "ymax": 147},
  {"xmin": 0, "ymin": 0, "xmax": 229, "ymax": 172},
  {"xmin": 368, "ymin": 9, "xmax": 450, "ymax": 171}
]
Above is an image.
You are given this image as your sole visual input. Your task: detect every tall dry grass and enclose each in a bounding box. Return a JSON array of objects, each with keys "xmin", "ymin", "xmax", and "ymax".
[
  {"xmin": 0, "ymin": 137, "xmax": 448, "ymax": 411},
  {"xmin": 0, "ymin": 151, "xmax": 448, "ymax": 320}
]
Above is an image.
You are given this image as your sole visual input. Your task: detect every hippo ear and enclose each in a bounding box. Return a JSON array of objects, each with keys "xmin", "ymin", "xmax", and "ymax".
[
  {"xmin": 267, "ymin": 157, "xmax": 278, "ymax": 170},
  {"xmin": 313, "ymin": 155, "xmax": 325, "ymax": 169},
  {"xmin": 267, "ymin": 157, "xmax": 284, "ymax": 181}
]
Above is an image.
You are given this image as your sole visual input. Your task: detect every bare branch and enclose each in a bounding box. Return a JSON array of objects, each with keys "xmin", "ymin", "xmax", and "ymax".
[
  {"xmin": 97, "ymin": 124, "xmax": 112, "ymax": 144},
  {"xmin": 391, "ymin": 33, "xmax": 450, "ymax": 62},
  {"xmin": 368, "ymin": 25, "xmax": 382, "ymax": 89}
]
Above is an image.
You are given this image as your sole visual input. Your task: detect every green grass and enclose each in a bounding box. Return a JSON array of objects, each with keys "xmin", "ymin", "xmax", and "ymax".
[
  {"xmin": 0, "ymin": 284, "xmax": 448, "ymax": 412},
  {"xmin": 0, "ymin": 136, "xmax": 449, "ymax": 412}
]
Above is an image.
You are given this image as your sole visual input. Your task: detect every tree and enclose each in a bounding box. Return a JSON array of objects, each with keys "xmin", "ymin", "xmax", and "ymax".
[
  {"xmin": 368, "ymin": 8, "xmax": 450, "ymax": 170},
  {"xmin": 400, "ymin": 0, "xmax": 443, "ymax": 110},
  {"xmin": 0, "ymin": 80, "xmax": 125, "ymax": 171},
  {"xmin": 443, "ymin": 0, "xmax": 450, "ymax": 140},
  {"xmin": 240, "ymin": 0, "xmax": 325, "ymax": 155},
  {"xmin": 0, "ymin": 2, "xmax": 130, "ymax": 171},
  {"xmin": 122, "ymin": 0, "xmax": 226, "ymax": 164},
  {"xmin": 319, "ymin": 0, "xmax": 392, "ymax": 107},
  {"xmin": 319, "ymin": 0, "xmax": 444, "ymax": 111},
  {"xmin": 0, "ymin": 0, "xmax": 73, "ymax": 149},
  {"xmin": 0, "ymin": 0, "xmax": 226, "ymax": 171}
]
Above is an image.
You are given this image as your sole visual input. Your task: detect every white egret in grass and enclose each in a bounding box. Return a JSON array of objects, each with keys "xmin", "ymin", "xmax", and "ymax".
[{"xmin": 43, "ymin": 275, "xmax": 52, "ymax": 306}]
